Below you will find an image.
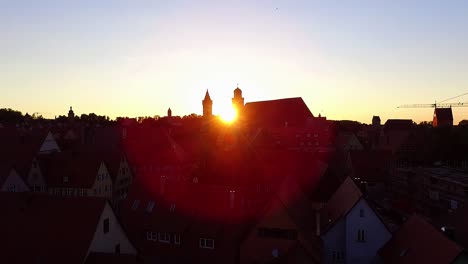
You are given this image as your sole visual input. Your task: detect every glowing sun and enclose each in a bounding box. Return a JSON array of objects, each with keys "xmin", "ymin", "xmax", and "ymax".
[{"xmin": 219, "ymin": 106, "xmax": 237, "ymax": 123}]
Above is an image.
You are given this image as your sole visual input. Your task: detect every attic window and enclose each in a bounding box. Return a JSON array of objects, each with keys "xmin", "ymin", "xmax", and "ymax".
[
  {"xmin": 103, "ymin": 218, "xmax": 109, "ymax": 234},
  {"xmin": 169, "ymin": 203, "xmax": 176, "ymax": 212},
  {"xmin": 146, "ymin": 201, "xmax": 155, "ymax": 213},
  {"xmin": 199, "ymin": 238, "xmax": 215, "ymax": 249},
  {"xmin": 132, "ymin": 200, "xmax": 140, "ymax": 210},
  {"xmin": 360, "ymin": 209, "xmax": 365, "ymax": 217}
]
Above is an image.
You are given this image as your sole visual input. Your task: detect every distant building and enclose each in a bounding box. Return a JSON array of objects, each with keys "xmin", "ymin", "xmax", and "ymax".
[
  {"xmin": 167, "ymin": 107, "xmax": 172, "ymax": 118},
  {"xmin": 372, "ymin": 116, "xmax": 381, "ymax": 127},
  {"xmin": 68, "ymin": 106, "xmax": 75, "ymax": 122},
  {"xmin": 202, "ymin": 90, "xmax": 213, "ymax": 117},
  {"xmin": 433, "ymin": 108, "xmax": 454, "ymax": 127}
]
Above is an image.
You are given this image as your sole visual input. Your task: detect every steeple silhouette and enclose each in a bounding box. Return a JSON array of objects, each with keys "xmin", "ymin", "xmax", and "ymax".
[{"xmin": 202, "ymin": 89, "xmax": 213, "ymax": 117}]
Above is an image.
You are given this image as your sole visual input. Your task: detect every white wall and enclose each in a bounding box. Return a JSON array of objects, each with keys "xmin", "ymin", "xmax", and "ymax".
[
  {"xmin": 345, "ymin": 199, "xmax": 391, "ymax": 264},
  {"xmin": 87, "ymin": 202, "xmax": 137, "ymax": 256},
  {"xmin": 322, "ymin": 218, "xmax": 346, "ymax": 264},
  {"xmin": 39, "ymin": 132, "xmax": 61, "ymax": 154}
]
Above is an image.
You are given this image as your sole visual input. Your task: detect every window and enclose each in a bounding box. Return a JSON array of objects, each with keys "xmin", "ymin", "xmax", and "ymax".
[
  {"xmin": 169, "ymin": 203, "xmax": 176, "ymax": 212},
  {"xmin": 146, "ymin": 231, "xmax": 157, "ymax": 241},
  {"xmin": 158, "ymin": 232, "xmax": 170, "ymax": 243},
  {"xmin": 8, "ymin": 184, "xmax": 16, "ymax": 193},
  {"xmin": 451, "ymin": 200, "xmax": 458, "ymax": 210},
  {"xmin": 332, "ymin": 251, "xmax": 344, "ymax": 263},
  {"xmin": 63, "ymin": 176, "xmax": 69, "ymax": 183},
  {"xmin": 357, "ymin": 229, "xmax": 366, "ymax": 242},
  {"xmin": 115, "ymin": 244, "xmax": 120, "ymax": 254},
  {"xmin": 174, "ymin": 234, "xmax": 181, "ymax": 245},
  {"xmin": 199, "ymin": 238, "xmax": 215, "ymax": 249},
  {"xmin": 103, "ymin": 218, "xmax": 109, "ymax": 234},
  {"xmin": 359, "ymin": 209, "xmax": 365, "ymax": 218},
  {"xmin": 146, "ymin": 201, "xmax": 155, "ymax": 213},
  {"xmin": 132, "ymin": 200, "xmax": 140, "ymax": 210},
  {"xmin": 79, "ymin": 189, "xmax": 85, "ymax": 196}
]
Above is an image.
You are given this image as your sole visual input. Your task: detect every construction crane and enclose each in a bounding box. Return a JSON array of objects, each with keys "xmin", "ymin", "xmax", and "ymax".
[
  {"xmin": 398, "ymin": 92, "xmax": 468, "ymax": 109},
  {"xmin": 397, "ymin": 92, "xmax": 468, "ymax": 127}
]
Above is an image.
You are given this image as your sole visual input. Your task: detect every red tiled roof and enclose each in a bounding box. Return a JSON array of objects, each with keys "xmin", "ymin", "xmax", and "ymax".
[
  {"xmin": 0, "ymin": 193, "xmax": 106, "ymax": 264},
  {"xmin": 379, "ymin": 215, "xmax": 463, "ymax": 264}
]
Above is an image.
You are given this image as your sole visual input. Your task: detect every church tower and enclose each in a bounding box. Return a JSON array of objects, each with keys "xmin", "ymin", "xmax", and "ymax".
[
  {"xmin": 68, "ymin": 106, "xmax": 75, "ymax": 122},
  {"xmin": 167, "ymin": 107, "xmax": 172, "ymax": 118},
  {"xmin": 232, "ymin": 85, "xmax": 244, "ymax": 113},
  {"xmin": 202, "ymin": 90, "xmax": 213, "ymax": 117}
]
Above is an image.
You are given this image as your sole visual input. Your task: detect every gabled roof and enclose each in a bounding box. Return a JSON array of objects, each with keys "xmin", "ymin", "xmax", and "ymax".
[
  {"xmin": 0, "ymin": 193, "xmax": 107, "ymax": 264},
  {"xmin": 244, "ymin": 97, "xmax": 313, "ymax": 128},
  {"xmin": 379, "ymin": 215, "xmax": 463, "ymax": 264},
  {"xmin": 321, "ymin": 177, "xmax": 362, "ymax": 232}
]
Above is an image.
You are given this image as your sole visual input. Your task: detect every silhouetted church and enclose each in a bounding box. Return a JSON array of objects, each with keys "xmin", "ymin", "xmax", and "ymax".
[{"xmin": 202, "ymin": 86, "xmax": 314, "ymax": 128}]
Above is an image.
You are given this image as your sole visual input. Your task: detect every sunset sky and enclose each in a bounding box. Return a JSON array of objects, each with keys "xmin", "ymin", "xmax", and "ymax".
[{"xmin": 1, "ymin": 1, "xmax": 468, "ymax": 123}]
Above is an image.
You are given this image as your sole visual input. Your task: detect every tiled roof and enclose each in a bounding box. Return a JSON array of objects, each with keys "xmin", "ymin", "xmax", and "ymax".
[
  {"xmin": 321, "ymin": 177, "xmax": 362, "ymax": 232},
  {"xmin": 244, "ymin": 97, "xmax": 313, "ymax": 128},
  {"xmin": 37, "ymin": 150, "xmax": 104, "ymax": 188},
  {"xmin": 379, "ymin": 215, "xmax": 463, "ymax": 264},
  {"xmin": 0, "ymin": 193, "xmax": 106, "ymax": 264}
]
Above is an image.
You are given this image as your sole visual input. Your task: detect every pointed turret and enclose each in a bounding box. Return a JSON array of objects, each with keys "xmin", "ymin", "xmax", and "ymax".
[{"xmin": 202, "ymin": 89, "xmax": 213, "ymax": 117}]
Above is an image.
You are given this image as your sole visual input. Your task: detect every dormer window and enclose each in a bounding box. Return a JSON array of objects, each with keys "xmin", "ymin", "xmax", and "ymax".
[
  {"xmin": 132, "ymin": 200, "xmax": 140, "ymax": 210},
  {"xmin": 169, "ymin": 203, "xmax": 176, "ymax": 212},
  {"xmin": 146, "ymin": 201, "xmax": 155, "ymax": 213}
]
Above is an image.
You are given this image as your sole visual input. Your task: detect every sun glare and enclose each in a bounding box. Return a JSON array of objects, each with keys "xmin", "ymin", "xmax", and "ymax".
[{"xmin": 219, "ymin": 106, "xmax": 237, "ymax": 123}]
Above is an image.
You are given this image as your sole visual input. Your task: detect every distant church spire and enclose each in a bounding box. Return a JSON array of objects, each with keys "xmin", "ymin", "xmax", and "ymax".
[
  {"xmin": 68, "ymin": 106, "xmax": 75, "ymax": 122},
  {"xmin": 202, "ymin": 89, "xmax": 213, "ymax": 117},
  {"xmin": 167, "ymin": 107, "xmax": 172, "ymax": 117}
]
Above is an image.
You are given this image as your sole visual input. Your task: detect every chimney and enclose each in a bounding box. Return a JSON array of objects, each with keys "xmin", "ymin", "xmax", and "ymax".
[
  {"xmin": 316, "ymin": 209, "xmax": 321, "ymax": 236},
  {"xmin": 229, "ymin": 190, "xmax": 236, "ymax": 209},
  {"xmin": 160, "ymin": 175, "xmax": 166, "ymax": 196}
]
